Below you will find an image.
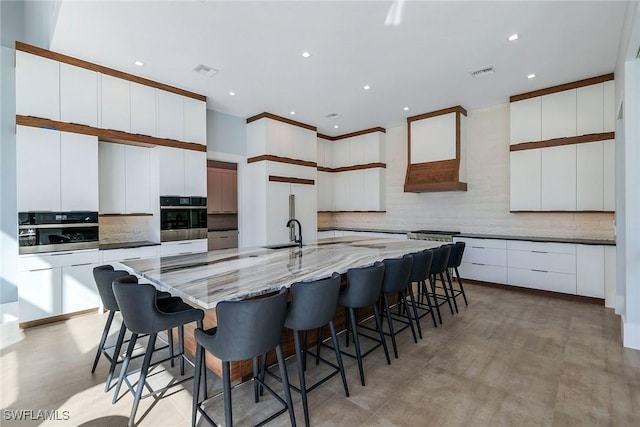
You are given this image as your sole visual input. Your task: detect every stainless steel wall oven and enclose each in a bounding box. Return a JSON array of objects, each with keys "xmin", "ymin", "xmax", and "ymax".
[
  {"xmin": 160, "ymin": 196, "xmax": 207, "ymax": 242},
  {"xmin": 18, "ymin": 212, "xmax": 99, "ymax": 254}
]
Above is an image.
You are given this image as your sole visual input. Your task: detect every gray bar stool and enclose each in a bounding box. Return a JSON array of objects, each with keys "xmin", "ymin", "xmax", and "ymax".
[
  {"xmin": 338, "ymin": 262, "xmax": 390, "ymax": 386},
  {"xmin": 112, "ymin": 275, "xmax": 204, "ymax": 427},
  {"xmin": 191, "ymin": 288, "xmax": 296, "ymax": 427},
  {"xmin": 91, "ymin": 265, "xmax": 174, "ymax": 393},
  {"xmin": 445, "ymin": 241, "xmax": 468, "ymax": 309},
  {"xmin": 427, "ymin": 245, "xmax": 455, "ymax": 321},
  {"xmin": 407, "ymin": 249, "xmax": 437, "ymax": 330}
]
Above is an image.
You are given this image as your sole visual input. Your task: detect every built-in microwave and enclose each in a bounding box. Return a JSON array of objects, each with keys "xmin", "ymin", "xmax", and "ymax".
[
  {"xmin": 18, "ymin": 212, "xmax": 99, "ymax": 254},
  {"xmin": 160, "ymin": 197, "xmax": 207, "ymax": 242}
]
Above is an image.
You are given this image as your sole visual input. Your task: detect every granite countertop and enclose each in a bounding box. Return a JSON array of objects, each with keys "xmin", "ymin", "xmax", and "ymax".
[
  {"xmin": 99, "ymin": 241, "xmax": 161, "ymax": 250},
  {"xmin": 318, "ymin": 227, "xmax": 409, "ymax": 234},
  {"xmin": 121, "ymin": 237, "xmax": 440, "ymax": 309},
  {"xmin": 456, "ymin": 233, "xmax": 616, "ymax": 246}
]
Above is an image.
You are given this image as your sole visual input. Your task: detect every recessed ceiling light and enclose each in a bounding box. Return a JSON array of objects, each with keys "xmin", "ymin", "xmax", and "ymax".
[
  {"xmin": 363, "ymin": 85, "xmax": 371, "ymax": 90},
  {"xmin": 229, "ymin": 91, "xmax": 236, "ymax": 96},
  {"xmin": 403, "ymin": 107, "xmax": 410, "ymax": 111},
  {"xmin": 508, "ymin": 34, "xmax": 519, "ymax": 42},
  {"xmin": 290, "ymin": 111, "xmax": 296, "ymax": 115},
  {"xmin": 334, "ymin": 125, "xmax": 339, "ymax": 129},
  {"xmin": 301, "ymin": 51, "xmax": 312, "ymax": 58},
  {"xmin": 527, "ymin": 73, "xmax": 536, "ymax": 79},
  {"xmin": 134, "ymin": 60, "xmax": 144, "ymax": 67}
]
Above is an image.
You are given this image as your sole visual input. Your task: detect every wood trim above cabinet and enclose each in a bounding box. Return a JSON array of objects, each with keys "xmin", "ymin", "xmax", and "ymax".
[
  {"xmin": 268, "ymin": 175, "xmax": 315, "ymax": 185},
  {"xmin": 406, "ymin": 105, "xmax": 467, "ymax": 123},
  {"xmin": 317, "ymin": 163, "xmax": 386, "ymax": 173},
  {"xmin": 319, "ymin": 127, "xmax": 386, "ymax": 141},
  {"xmin": 509, "ymin": 132, "xmax": 615, "ymax": 152},
  {"xmin": 16, "ymin": 115, "xmax": 207, "ymax": 152},
  {"xmin": 16, "ymin": 41, "xmax": 206, "ymax": 102},
  {"xmin": 207, "ymin": 160, "xmax": 237, "ymax": 170},
  {"xmin": 246, "ymin": 112, "xmax": 317, "ymax": 132},
  {"xmin": 247, "ymin": 154, "xmax": 317, "ymax": 168},
  {"xmin": 510, "ymin": 73, "xmax": 614, "ymax": 102}
]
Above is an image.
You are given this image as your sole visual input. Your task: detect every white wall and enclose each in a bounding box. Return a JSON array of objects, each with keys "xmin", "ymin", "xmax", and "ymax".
[
  {"xmin": 207, "ymin": 110, "xmax": 246, "ymax": 157},
  {"xmin": 326, "ymin": 103, "xmax": 615, "ymax": 240}
]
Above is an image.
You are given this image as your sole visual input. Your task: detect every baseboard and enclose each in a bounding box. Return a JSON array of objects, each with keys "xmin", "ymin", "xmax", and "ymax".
[
  {"xmin": 622, "ymin": 316, "xmax": 640, "ymax": 350},
  {"xmin": 465, "ymin": 279, "xmax": 605, "ymax": 305},
  {"xmin": 18, "ymin": 307, "xmax": 98, "ymax": 329}
]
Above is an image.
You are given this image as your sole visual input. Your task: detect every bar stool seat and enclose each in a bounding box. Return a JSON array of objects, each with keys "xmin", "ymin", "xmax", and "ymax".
[
  {"xmin": 112, "ymin": 275, "xmax": 204, "ymax": 427},
  {"xmin": 192, "ymin": 288, "xmax": 296, "ymax": 427}
]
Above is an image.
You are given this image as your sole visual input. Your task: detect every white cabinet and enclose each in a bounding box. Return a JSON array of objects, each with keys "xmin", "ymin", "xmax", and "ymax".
[
  {"xmin": 18, "ymin": 267, "xmax": 62, "ymax": 323},
  {"xmin": 541, "ymin": 144, "xmax": 576, "ymax": 211},
  {"xmin": 101, "ymin": 245, "xmax": 160, "ymax": 264},
  {"xmin": 99, "ymin": 143, "xmax": 152, "ymax": 213},
  {"xmin": 16, "ymin": 51, "xmax": 60, "ymax": 120},
  {"xmin": 576, "ymin": 245, "xmax": 605, "ymax": 298},
  {"xmin": 541, "ymin": 89, "xmax": 577, "ymax": 140},
  {"xmin": 317, "ymin": 171, "xmax": 334, "ymax": 211},
  {"xmin": 158, "ymin": 147, "xmax": 206, "ymax": 197},
  {"xmin": 363, "ymin": 168, "xmax": 385, "ymax": 211},
  {"xmin": 60, "ymin": 132, "xmax": 99, "ymax": 211},
  {"xmin": 130, "ymin": 82, "xmax": 157, "ymax": 136},
  {"xmin": 160, "ymin": 239, "xmax": 207, "ymax": 257},
  {"xmin": 510, "ymin": 149, "xmax": 541, "ymax": 211},
  {"xmin": 604, "ymin": 245, "xmax": 616, "ymax": 307},
  {"xmin": 266, "ymin": 181, "xmax": 317, "ymax": 246},
  {"xmin": 184, "ymin": 97, "xmax": 207, "ymax": 145},
  {"xmin": 332, "ymin": 141, "xmax": 350, "ymax": 168},
  {"xmin": 157, "ymin": 90, "xmax": 184, "ymax": 141},
  {"xmin": 62, "ymin": 263, "xmax": 100, "ymax": 313},
  {"xmin": 349, "ymin": 170, "xmax": 364, "ymax": 211},
  {"xmin": 577, "ymin": 83, "xmax": 604, "ymax": 135},
  {"xmin": 507, "ymin": 241, "xmax": 576, "ymax": 295},
  {"xmin": 17, "ymin": 126, "xmax": 98, "ymax": 212},
  {"xmin": 510, "ymin": 97, "xmax": 541, "ymax": 145},
  {"xmin": 16, "ymin": 126, "xmax": 61, "ymax": 212},
  {"xmin": 333, "ymin": 173, "xmax": 350, "ymax": 211},
  {"xmin": 603, "ymin": 80, "xmax": 615, "ymax": 132},
  {"xmin": 100, "ymin": 74, "xmax": 130, "ymax": 132},
  {"xmin": 409, "ymin": 112, "xmax": 457, "ymax": 163},
  {"xmin": 454, "ymin": 237, "xmax": 508, "ymax": 284},
  {"xmin": 60, "ymin": 63, "xmax": 98, "ymax": 127},
  {"xmin": 577, "ymin": 141, "xmax": 604, "ymax": 211},
  {"xmin": 603, "ymin": 139, "xmax": 615, "ymax": 211}
]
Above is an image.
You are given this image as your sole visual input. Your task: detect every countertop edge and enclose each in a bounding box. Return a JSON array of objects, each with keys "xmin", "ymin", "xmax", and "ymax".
[
  {"xmin": 99, "ymin": 241, "xmax": 161, "ymax": 250},
  {"xmin": 455, "ymin": 233, "xmax": 615, "ymax": 246}
]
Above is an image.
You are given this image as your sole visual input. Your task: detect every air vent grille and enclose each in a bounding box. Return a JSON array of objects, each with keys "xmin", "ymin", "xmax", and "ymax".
[
  {"xmin": 325, "ymin": 113, "xmax": 340, "ymax": 119},
  {"xmin": 193, "ymin": 64, "xmax": 219, "ymax": 77},
  {"xmin": 469, "ymin": 65, "xmax": 495, "ymax": 78}
]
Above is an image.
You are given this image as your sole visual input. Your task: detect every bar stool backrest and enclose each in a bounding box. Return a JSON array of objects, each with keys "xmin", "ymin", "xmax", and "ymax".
[
  {"xmin": 430, "ymin": 245, "xmax": 452, "ymax": 275},
  {"xmin": 93, "ymin": 265, "xmax": 129, "ymax": 312},
  {"xmin": 341, "ymin": 262, "xmax": 385, "ymax": 308},
  {"xmin": 286, "ymin": 272, "xmax": 341, "ymax": 331},
  {"xmin": 112, "ymin": 275, "xmax": 160, "ymax": 335},
  {"xmin": 447, "ymin": 242, "xmax": 465, "ymax": 269},
  {"xmin": 381, "ymin": 255, "xmax": 414, "ymax": 293},
  {"xmin": 408, "ymin": 250, "xmax": 433, "ymax": 282},
  {"xmin": 208, "ymin": 288, "xmax": 288, "ymax": 362}
]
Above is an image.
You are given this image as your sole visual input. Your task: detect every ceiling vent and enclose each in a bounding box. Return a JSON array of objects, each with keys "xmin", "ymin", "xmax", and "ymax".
[
  {"xmin": 469, "ymin": 65, "xmax": 495, "ymax": 78},
  {"xmin": 193, "ymin": 64, "xmax": 218, "ymax": 77},
  {"xmin": 325, "ymin": 113, "xmax": 340, "ymax": 119}
]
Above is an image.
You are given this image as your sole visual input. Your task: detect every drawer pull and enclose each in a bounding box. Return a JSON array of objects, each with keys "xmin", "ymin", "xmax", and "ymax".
[
  {"xmin": 179, "ymin": 252, "xmax": 193, "ymax": 255},
  {"xmin": 70, "ymin": 262, "xmax": 92, "ymax": 267},
  {"xmin": 29, "ymin": 267, "xmax": 54, "ymax": 272},
  {"xmin": 471, "ymin": 246, "xmax": 484, "ymax": 249},
  {"xmin": 471, "ymin": 262, "xmax": 486, "ymax": 266},
  {"xmin": 50, "ymin": 252, "xmax": 73, "ymax": 256},
  {"xmin": 532, "ymin": 269, "xmax": 548, "ymax": 273},
  {"xmin": 178, "ymin": 242, "xmax": 191, "ymax": 245},
  {"xmin": 123, "ymin": 257, "xmax": 141, "ymax": 261},
  {"xmin": 531, "ymin": 250, "xmax": 548, "ymax": 254}
]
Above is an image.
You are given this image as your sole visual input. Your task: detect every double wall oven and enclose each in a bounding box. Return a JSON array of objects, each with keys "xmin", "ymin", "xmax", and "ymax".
[
  {"xmin": 18, "ymin": 212, "xmax": 99, "ymax": 254},
  {"xmin": 160, "ymin": 196, "xmax": 207, "ymax": 242}
]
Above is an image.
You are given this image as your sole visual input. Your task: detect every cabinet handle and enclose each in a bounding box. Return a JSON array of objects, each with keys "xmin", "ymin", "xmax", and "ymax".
[
  {"xmin": 178, "ymin": 242, "xmax": 191, "ymax": 245},
  {"xmin": 471, "ymin": 262, "xmax": 486, "ymax": 266},
  {"xmin": 532, "ymin": 269, "xmax": 548, "ymax": 273},
  {"xmin": 50, "ymin": 252, "xmax": 73, "ymax": 256},
  {"xmin": 179, "ymin": 252, "xmax": 193, "ymax": 255},
  {"xmin": 471, "ymin": 246, "xmax": 484, "ymax": 249},
  {"xmin": 29, "ymin": 267, "xmax": 54, "ymax": 272},
  {"xmin": 123, "ymin": 257, "xmax": 141, "ymax": 261},
  {"xmin": 218, "ymin": 236, "xmax": 229, "ymax": 239},
  {"xmin": 70, "ymin": 262, "xmax": 92, "ymax": 267},
  {"xmin": 531, "ymin": 251, "xmax": 548, "ymax": 254}
]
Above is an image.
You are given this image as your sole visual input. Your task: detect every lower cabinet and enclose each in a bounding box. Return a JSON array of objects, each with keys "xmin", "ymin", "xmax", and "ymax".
[
  {"xmin": 455, "ymin": 238, "xmax": 508, "ymax": 285},
  {"xmin": 160, "ymin": 239, "xmax": 208, "ymax": 257},
  {"xmin": 101, "ymin": 245, "xmax": 160, "ymax": 265},
  {"xmin": 208, "ymin": 231, "xmax": 239, "ymax": 250},
  {"xmin": 18, "ymin": 250, "xmax": 100, "ymax": 323}
]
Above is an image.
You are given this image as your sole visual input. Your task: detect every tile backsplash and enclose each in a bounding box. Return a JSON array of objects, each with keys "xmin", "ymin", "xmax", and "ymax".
[{"xmin": 99, "ymin": 215, "xmax": 156, "ymax": 244}]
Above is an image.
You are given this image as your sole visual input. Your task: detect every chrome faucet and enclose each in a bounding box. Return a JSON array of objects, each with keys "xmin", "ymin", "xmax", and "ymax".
[{"xmin": 286, "ymin": 218, "xmax": 303, "ymax": 249}]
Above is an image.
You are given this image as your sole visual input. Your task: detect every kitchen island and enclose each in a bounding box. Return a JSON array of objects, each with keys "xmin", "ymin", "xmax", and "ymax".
[{"xmin": 122, "ymin": 237, "xmax": 442, "ymax": 381}]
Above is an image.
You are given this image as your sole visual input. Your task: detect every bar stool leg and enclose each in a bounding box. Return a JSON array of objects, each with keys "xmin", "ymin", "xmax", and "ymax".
[
  {"xmin": 293, "ymin": 331, "xmax": 310, "ymax": 427},
  {"xmin": 315, "ymin": 327, "xmax": 322, "ymax": 366},
  {"xmin": 439, "ymin": 272, "xmax": 455, "ymax": 315},
  {"xmin": 344, "ymin": 307, "xmax": 350, "ymax": 348},
  {"xmin": 329, "ymin": 321, "xmax": 349, "ymax": 397},
  {"xmin": 275, "ymin": 344, "xmax": 296, "ymax": 427},
  {"xmin": 406, "ymin": 284, "xmax": 425, "ymax": 337},
  {"xmin": 456, "ymin": 267, "xmax": 468, "ymax": 305},
  {"xmin": 253, "ymin": 356, "xmax": 260, "ymax": 403},
  {"xmin": 382, "ymin": 293, "xmax": 398, "ymax": 358},
  {"xmin": 348, "ymin": 307, "xmax": 366, "ymax": 386},
  {"xmin": 92, "ymin": 311, "xmax": 115, "ymax": 373},
  {"xmin": 372, "ymin": 304, "xmax": 390, "ymax": 365},
  {"xmin": 178, "ymin": 325, "xmax": 185, "ymax": 375},
  {"xmin": 192, "ymin": 343, "xmax": 203, "ymax": 427},
  {"xmin": 401, "ymin": 289, "xmax": 418, "ymax": 343},
  {"xmin": 222, "ymin": 361, "xmax": 233, "ymax": 427},
  {"xmin": 128, "ymin": 333, "xmax": 156, "ymax": 427},
  {"xmin": 445, "ymin": 270, "xmax": 459, "ymax": 313},
  {"xmin": 429, "ymin": 276, "xmax": 444, "ymax": 325},
  {"xmin": 105, "ymin": 322, "xmax": 127, "ymax": 392},
  {"xmin": 113, "ymin": 332, "xmax": 138, "ymax": 404},
  {"xmin": 169, "ymin": 328, "xmax": 175, "ymax": 368},
  {"xmin": 302, "ymin": 330, "xmax": 308, "ymax": 372}
]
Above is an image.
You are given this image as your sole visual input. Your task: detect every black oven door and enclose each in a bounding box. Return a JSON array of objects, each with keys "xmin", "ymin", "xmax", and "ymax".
[
  {"xmin": 190, "ymin": 208, "xmax": 207, "ymax": 229},
  {"xmin": 160, "ymin": 209, "xmax": 191, "ymax": 230}
]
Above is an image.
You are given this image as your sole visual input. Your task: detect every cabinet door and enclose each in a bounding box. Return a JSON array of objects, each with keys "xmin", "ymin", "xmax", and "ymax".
[
  {"xmin": 221, "ymin": 171, "xmax": 237, "ymax": 212},
  {"xmin": 541, "ymin": 89, "xmax": 577, "ymax": 140},
  {"xmin": 333, "ymin": 172, "xmax": 350, "ymax": 211},
  {"xmin": 291, "ymin": 183, "xmax": 317, "ymax": 243},
  {"xmin": 317, "ymin": 139, "xmax": 326, "ymax": 167},
  {"xmin": 363, "ymin": 168, "xmax": 383, "ymax": 211},
  {"xmin": 603, "ymin": 139, "xmax": 615, "ymax": 211},
  {"xmin": 160, "ymin": 239, "xmax": 207, "ymax": 257},
  {"xmin": 61, "ymin": 132, "xmax": 99, "ymax": 211},
  {"xmin": 184, "ymin": 150, "xmax": 207, "ymax": 197},
  {"xmin": 125, "ymin": 145, "xmax": 151, "ymax": 213},
  {"xmin": 18, "ymin": 267, "xmax": 62, "ymax": 322},
  {"xmin": 130, "ymin": 82, "xmax": 157, "ymax": 136},
  {"xmin": 266, "ymin": 182, "xmax": 291, "ymax": 245},
  {"xmin": 541, "ymin": 145, "xmax": 576, "ymax": 211},
  {"xmin": 207, "ymin": 169, "xmax": 223, "ymax": 212},
  {"xmin": 576, "ymin": 141, "xmax": 604, "ymax": 211},
  {"xmin": 60, "ymin": 63, "xmax": 98, "ymax": 127},
  {"xmin": 292, "ymin": 127, "xmax": 316, "ymax": 162},
  {"xmin": 509, "ymin": 149, "xmax": 541, "ymax": 211},
  {"xmin": 157, "ymin": 90, "xmax": 184, "ymax": 141},
  {"xmin": 98, "ymin": 142, "xmax": 126, "ymax": 214},
  {"xmin": 510, "ymin": 97, "xmax": 541, "ymax": 145},
  {"xmin": 158, "ymin": 146, "xmax": 185, "ymax": 196},
  {"xmin": 604, "ymin": 245, "xmax": 616, "ymax": 308},
  {"xmin": 576, "ymin": 245, "xmax": 604, "ymax": 298},
  {"xmin": 603, "ymin": 80, "xmax": 616, "ymax": 133},
  {"xmin": 350, "ymin": 137, "xmax": 366, "ymax": 165},
  {"xmin": 183, "ymin": 97, "xmax": 207, "ymax": 145},
  {"xmin": 576, "ymin": 83, "xmax": 604, "ymax": 135},
  {"xmin": 16, "ymin": 126, "xmax": 61, "ymax": 212},
  {"xmin": 349, "ymin": 170, "xmax": 365, "ymax": 211},
  {"xmin": 332, "ymin": 141, "xmax": 350, "ymax": 168},
  {"xmin": 62, "ymin": 263, "xmax": 99, "ymax": 313},
  {"xmin": 101, "ymin": 74, "xmax": 130, "ymax": 132},
  {"xmin": 16, "ymin": 51, "xmax": 60, "ymax": 120}
]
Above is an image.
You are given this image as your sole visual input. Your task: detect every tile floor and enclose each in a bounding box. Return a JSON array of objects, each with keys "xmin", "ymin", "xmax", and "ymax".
[{"xmin": 1, "ymin": 284, "xmax": 640, "ymax": 427}]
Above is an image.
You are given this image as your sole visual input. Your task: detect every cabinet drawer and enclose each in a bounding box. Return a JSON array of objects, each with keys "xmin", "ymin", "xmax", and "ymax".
[
  {"xmin": 506, "ymin": 240, "xmax": 576, "ymax": 254},
  {"xmin": 464, "ymin": 247, "xmax": 507, "ymax": 267},
  {"xmin": 101, "ymin": 246, "xmax": 159, "ymax": 263},
  {"xmin": 18, "ymin": 250, "xmax": 100, "ymax": 271},
  {"xmin": 508, "ymin": 267, "xmax": 576, "ymax": 294},
  {"xmin": 161, "ymin": 239, "xmax": 207, "ymax": 257},
  {"xmin": 507, "ymin": 250, "xmax": 575, "ymax": 274},
  {"xmin": 459, "ymin": 263, "xmax": 507, "ymax": 284},
  {"xmin": 455, "ymin": 237, "xmax": 507, "ymax": 250}
]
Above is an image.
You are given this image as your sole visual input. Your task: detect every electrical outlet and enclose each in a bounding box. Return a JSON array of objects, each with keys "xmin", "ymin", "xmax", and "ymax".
[{"xmin": 566, "ymin": 225, "xmax": 577, "ymax": 230}]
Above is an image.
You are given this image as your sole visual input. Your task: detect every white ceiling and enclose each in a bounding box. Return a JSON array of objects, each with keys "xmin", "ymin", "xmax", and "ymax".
[{"xmin": 50, "ymin": 1, "xmax": 627, "ymax": 136}]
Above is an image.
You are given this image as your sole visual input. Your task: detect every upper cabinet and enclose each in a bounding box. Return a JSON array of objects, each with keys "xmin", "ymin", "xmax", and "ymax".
[
  {"xmin": 60, "ymin": 63, "xmax": 98, "ymax": 127},
  {"xmin": 510, "ymin": 97, "xmax": 541, "ymax": 145},
  {"xmin": 541, "ymin": 89, "xmax": 577, "ymax": 140},
  {"xmin": 157, "ymin": 90, "xmax": 185, "ymax": 141},
  {"xmin": 246, "ymin": 115, "xmax": 316, "ymax": 161},
  {"xmin": 158, "ymin": 146, "xmax": 206, "ymax": 197},
  {"xmin": 184, "ymin": 97, "xmax": 207, "ymax": 145},
  {"xmin": 207, "ymin": 167, "xmax": 238, "ymax": 213},
  {"xmin": 100, "ymin": 74, "xmax": 131, "ymax": 132},
  {"xmin": 130, "ymin": 82, "xmax": 157, "ymax": 136},
  {"xmin": 16, "ymin": 50, "xmax": 60, "ymax": 121}
]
